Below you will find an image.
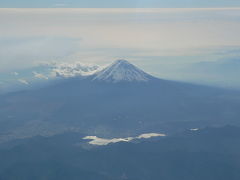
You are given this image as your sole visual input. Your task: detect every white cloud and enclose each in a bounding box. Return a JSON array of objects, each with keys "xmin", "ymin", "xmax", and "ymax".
[
  {"xmin": 46, "ymin": 62, "xmax": 100, "ymax": 77},
  {"xmin": 33, "ymin": 71, "xmax": 48, "ymax": 80},
  {"xmin": 83, "ymin": 133, "xmax": 166, "ymax": 145},
  {"xmin": 13, "ymin": 72, "xmax": 19, "ymax": 76},
  {"xmin": 18, "ymin": 79, "xmax": 29, "ymax": 85}
]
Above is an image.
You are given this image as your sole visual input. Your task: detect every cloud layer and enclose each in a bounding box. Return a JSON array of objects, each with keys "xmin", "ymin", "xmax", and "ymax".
[
  {"xmin": 1, "ymin": 8, "xmax": 240, "ymax": 88},
  {"xmin": 1, "ymin": 0, "xmax": 240, "ymax": 8}
]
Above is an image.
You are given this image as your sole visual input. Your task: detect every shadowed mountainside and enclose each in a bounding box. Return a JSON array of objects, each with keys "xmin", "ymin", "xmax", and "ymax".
[{"xmin": 0, "ymin": 60, "xmax": 240, "ymax": 143}]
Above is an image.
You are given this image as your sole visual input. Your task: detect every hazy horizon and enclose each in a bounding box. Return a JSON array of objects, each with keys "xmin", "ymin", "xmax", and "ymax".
[
  {"xmin": 1, "ymin": 0, "xmax": 240, "ymax": 8},
  {"xmin": 1, "ymin": 8, "xmax": 240, "ymax": 88}
]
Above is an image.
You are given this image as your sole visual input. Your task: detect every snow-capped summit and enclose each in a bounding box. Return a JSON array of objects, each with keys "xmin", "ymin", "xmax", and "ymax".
[{"xmin": 93, "ymin": 59, "xmax": 153, "ymax": 82}]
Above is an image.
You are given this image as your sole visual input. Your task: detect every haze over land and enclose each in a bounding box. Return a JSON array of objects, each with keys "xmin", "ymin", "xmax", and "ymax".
[{"xmin": 1, "ymin": 1, "xmax": 240, "ymax": 179}]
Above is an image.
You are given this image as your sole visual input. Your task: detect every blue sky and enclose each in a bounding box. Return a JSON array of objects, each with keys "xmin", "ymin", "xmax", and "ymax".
[{"xmin": 1, "ymin": 0, "xmax": 240, "ymax": 8}]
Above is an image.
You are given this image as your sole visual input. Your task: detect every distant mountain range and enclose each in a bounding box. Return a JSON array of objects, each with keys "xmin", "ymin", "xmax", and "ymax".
[
  {"xmin": 1, "ymin": 59, "xmax": 240, "ymax": 143},
  {"xmin": 0, "ymin": 59, "xmax": 153, "ymax": 93},
  {"xmin": 0, "ymin": 125, "xmax": 240, "ymax": 180},
  {"xmin": 0, "ymin": 62, "xmax": 100, "ymax": 94},
  {"xmin": 2, "ymin": 58, "xmax": 240, "ymax": 94}
]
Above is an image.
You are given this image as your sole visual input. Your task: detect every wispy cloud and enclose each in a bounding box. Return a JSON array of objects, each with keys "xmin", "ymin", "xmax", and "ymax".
[
  {"xmin": 1, "ymin": 0, "xmax": 240, "ymax": 8},
  {"xmin": 18, "ymin": 79, "xmax": 29, "ymax": 85},
  {"xmin": 0, "ymin": 36, "xmax": 81, "ymax": 71},
  {"xmin": 33, "ymin": 71, "xmax": 48, "ymax": 80},
  {"xmin": 13, "ymin": 72, "xmax": 19, "ymax": 76}
]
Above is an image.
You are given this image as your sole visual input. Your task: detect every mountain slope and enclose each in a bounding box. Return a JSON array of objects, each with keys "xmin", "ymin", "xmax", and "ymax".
[
  {"xmin": 0, "ymin": 60, "xmax": 240, "ymax": 143},
  {"xmin": 93, "ymin": 60, "xmax": 153, "ymax": 82}
]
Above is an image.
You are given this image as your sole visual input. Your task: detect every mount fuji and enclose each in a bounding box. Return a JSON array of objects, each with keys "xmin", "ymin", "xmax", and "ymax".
[
  {"xmin": 92, "ymin": 59, "xmax": 153, "ymax": 82},
  {"xmin": 0, "ymin": 60, "xmax": 240, "ymax": 143}
]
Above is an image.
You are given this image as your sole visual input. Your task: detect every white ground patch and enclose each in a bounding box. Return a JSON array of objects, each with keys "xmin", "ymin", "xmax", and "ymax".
[
  {"xmin": 190, "ymin": 128, "xmax": 199, "ymax": 131},
  {"xmin": 83, "ymin": 133, "xmax": 166, "ymax": 146}
]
